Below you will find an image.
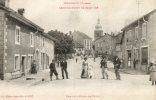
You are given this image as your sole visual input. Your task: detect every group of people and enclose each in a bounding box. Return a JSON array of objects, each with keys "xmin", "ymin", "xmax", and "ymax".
[
  {"xmin": 80, "ymin": 55, "xmax": 121, "ymax": 80},
  {"xmin": 49, "ymin": 58, "xmax": 69, "ymax": 81},
  {"xmin": 32, "ymin": 54, "xmax": 156, "ymax": 86}
]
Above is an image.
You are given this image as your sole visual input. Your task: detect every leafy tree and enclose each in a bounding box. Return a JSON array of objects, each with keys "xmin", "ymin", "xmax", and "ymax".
[{"xmin": 48, "ymin": 30, "xmax": 75, "ymax": 59}]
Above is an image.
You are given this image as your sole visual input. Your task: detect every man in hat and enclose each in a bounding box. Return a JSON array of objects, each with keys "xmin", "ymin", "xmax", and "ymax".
[
  {"xmin": 100, "ymin": 56, "xmax": 109, "ymax": 79},
  {"xmin": 60, "ymin": 58, "xmax": 69, "ymax": 79},
  {"xmin": 113, "ymin": 56, "xmax": 121, "ymax": 80},
  {"xmin": 49, "ymin": 60, "xmax": 58, "ymax": 81}
]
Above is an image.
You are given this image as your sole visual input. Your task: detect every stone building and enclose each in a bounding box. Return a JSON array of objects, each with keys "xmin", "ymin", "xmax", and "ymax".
[
  {"xmin": 72, "ymin": 30, "xmax": 92, "ymax": 55},
  {"xmin": 93, "ymin": 18, "xmax": 116, "ymax": 56},
  {"xmin": 0, "ymin": 1, "xmax": 55, "ymax": 80},
  {"xmin": 94, "ymin": 33, "xmax": 116, "ymax": 56},
  {"xmin": 114, "ymin": 32, "xmax": 124, "ymax": 59},
  {"xmin": 121, "ymin": 9, "xmax": 156, "ymax": 71}
]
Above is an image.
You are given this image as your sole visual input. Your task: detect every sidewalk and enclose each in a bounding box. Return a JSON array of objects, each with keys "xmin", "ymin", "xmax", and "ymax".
[
  {"xmin": 108, "ymin": 68, "xmax": 147, "ymax": 75},
  {"xmin": 7, "ymin": 69, "xmax": 50, "ymax": 86}
]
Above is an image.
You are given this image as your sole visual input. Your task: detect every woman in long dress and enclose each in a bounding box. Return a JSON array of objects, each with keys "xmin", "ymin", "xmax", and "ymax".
[
  {"xmin": 81, "ymin": 57, "xmax": 88, "ymax": 78},
  {"xmin": 149, "ymin": 61, "xmax": 156, "ymax": 86}
]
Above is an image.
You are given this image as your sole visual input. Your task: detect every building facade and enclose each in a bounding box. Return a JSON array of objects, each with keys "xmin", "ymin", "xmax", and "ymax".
[
  {"xmin": 122, "ymin": 9, "xmax": 156, "ymax": 71},
  {"xmin": 114, "ymin": 32, "xmax": 124, "ymax": 59},
  {"xmin": 94, "ymin": 33, "xmax": 116, "ymax": 56},
  {"xmin": 0, "ymin": 2, "xmax": 55, "ymax": 80},
  {"xmin": 72, "ymin": 30, "xmax": 92, "ymax": 55}
]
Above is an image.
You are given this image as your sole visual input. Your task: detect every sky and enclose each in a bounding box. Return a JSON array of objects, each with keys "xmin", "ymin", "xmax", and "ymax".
[{"xmin": 10, "ymin": 0, "xmax": 156, "ymax": 39}]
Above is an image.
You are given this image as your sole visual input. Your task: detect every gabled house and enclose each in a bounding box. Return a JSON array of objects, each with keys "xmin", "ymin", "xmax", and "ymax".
[
  {"xmin": 0, "ymin": 1, "xmax": 55, "ymax": 80},
  {"xmin": 121, "ymin": 9, "xmax": 156, "ymax": 71}
]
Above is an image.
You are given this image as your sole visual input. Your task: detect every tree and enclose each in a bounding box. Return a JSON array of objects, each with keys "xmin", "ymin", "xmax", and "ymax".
[{"xmin": 48, "ymin": 30, "xmax": 75, "ymax": 59}]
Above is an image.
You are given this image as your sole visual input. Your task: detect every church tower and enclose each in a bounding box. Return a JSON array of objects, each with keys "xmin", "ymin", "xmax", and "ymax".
[{"xmin": 94, "ymin": 18, "xmax": 103, "ymax": 40}]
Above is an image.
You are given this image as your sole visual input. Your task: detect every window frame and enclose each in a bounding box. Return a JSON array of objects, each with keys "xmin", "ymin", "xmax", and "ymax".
[
  {"xmin": 15, "ymin": 25, "xmax": 20, "ymax": 45},
  {"xmin": 30, "ymin": 32, "xmax": 34, "ymax": 47},
  {"xmin": 142, "ymin": 22, "xmax": 147, "ymax": 40},
  {"xmin": 14, "ymin": 54, "xmax": 20, "ymax": 71},
  {"xmin": 135, "ymin": 27, "xmax": 139, "ymax": 40}
]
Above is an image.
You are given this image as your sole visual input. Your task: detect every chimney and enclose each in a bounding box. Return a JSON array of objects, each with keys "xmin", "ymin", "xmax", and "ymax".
[
  {"xmin": 0, "ymin": 0, "xmax": 10, "ymax": 7},
  {"xmin": 17, "ymin": 8, "xmax": 25, "ymax": 16}
]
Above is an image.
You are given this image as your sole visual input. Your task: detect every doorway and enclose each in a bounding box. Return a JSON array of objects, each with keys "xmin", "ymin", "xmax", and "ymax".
[
  {"xmin": 21, "ymin": 55, "xmax": 26, "ymax": 76},
  {"xmin": 127, "ymin": 50, "xmax": 132, "ymax": 68}
]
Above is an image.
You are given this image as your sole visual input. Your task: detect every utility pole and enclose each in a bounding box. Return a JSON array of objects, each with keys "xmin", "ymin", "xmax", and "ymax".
[{"xmin": 136, "ymin": 0, "xmax": 142, "ymax": 28}]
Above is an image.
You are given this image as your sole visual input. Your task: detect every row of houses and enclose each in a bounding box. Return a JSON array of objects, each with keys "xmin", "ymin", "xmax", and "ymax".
[
  {"xmin": 94, "ymin": 9, "xmax": 156, "ymax": 72},
  {"xmin": 0, "ymin": 1, "xmax": 56, "ymax": 80}
]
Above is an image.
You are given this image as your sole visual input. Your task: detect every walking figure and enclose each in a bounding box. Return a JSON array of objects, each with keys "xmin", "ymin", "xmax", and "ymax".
[
  {"xmin": 60, "ymin": 58, "xmax": 69, "ymax": 79},
  {"xmin": 94, "ymin": 57, "xmax": 96, "ymax": 62},
  {"xmin": 149, "ymin": 61, "xmax": 156, "ymax": 86},
  {"xmin": 76, "ymin": 58, "xmax": 78, "ymax": 63},
  {"xmin": 113, "ymin": 56, "xmax": 121, "ymax": 80},
  {"xmin": 81, "ymin": 57, "xmax": 89, "ymax": 78},
  {"xmin": 100, "ymin": 56, "xmax": 108, "ymax": 79},
  {"xmin": 49, "ymin": 60, "xmax": 58, "ymax": 81}
]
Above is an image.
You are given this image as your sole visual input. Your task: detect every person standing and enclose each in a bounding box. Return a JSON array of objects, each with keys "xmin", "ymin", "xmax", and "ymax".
[
  {"xmin": 30, "ymin": 60, "xmax": 37, "ymax": 74},
  {"xmin": 60, "ymin": 58, "xmax": 69, "ymax": 79},
  {"xmin": 113, "ymin": 56, "xmax": 121, "ymax": 80},
  {"xmin": 100, "ymin": 56, "xmax": 108, "ymax": 79},
  {"xmin": 81, "ymin": 57, "xmax": 88, "ymax": 78},
  {"xmin": 76, "ymin": 58, "xmax": 78, "ymax": 63},
  {"xmin": 49, "ymin": 60, "xmax": 58, "ymax": 81},
  {"xmin": 149, "ymin": 61, "xmax": 156, "ymax": 86}
]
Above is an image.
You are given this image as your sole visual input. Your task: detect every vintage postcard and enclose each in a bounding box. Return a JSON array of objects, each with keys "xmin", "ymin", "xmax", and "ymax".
[{"xmin": 0, "ymin": 0, "xmax": 156, "ymax": 100}]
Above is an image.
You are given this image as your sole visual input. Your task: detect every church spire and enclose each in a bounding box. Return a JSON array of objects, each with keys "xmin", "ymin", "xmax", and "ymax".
[
  {"xmin": 97, "ymin": 17, "xmax": 100, "ymax": 24},
  {"xmin": 95, "ymin": 18, "xmax": 102, "ymax": 30}
]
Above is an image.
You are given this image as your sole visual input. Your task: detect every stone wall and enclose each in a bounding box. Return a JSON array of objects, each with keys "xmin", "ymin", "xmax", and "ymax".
[{"xmin": 0, "ymin": 9, "xmax": 5, "ymax": 80}]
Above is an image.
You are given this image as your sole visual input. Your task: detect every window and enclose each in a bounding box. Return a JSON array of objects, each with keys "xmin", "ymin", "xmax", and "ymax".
[
  {"xmin": 126, "ymin": 30, "xmax": 132, "ymax": 44},
  {"xmin": 101, "ymin": 43, "xmax": 102, "ymax": 47},
  {"xmin": 15, "ymin": 26, "xmax": 20, "ymax": 44},
  {"xmin": 141, "ymin": 47, "xmax": 148, "ymax": 65},
  {"xmin": 135, "ymin": 27, "xmax": 138, "ymax": 39},
  {"xmin": 142, "ymin": 23, "xmax": 147, "ymax": 39},
  {"xmin": 42, "ymin": 38, "xmax": 44, "ymax": 47},
  {"xmin": 30, "ymin": 32, "xmax": 34, "ymax": 47},
  {"xmin": 14, "ymin": 54, "xmax": 20, "ymax": 70},
  {"xmin": 98, "ymin": 43, "xmax": 100, "ymax": 47}
]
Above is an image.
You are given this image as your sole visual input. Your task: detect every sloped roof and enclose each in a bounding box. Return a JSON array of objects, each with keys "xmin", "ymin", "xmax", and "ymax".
[
  {"xmin": 41, "ymin": 32, "xmax": 57, "ymax": 42},
  {"xmin": 0, "ymin": 5, "xmax": 44, "ymax": 32},
  {"xmin": 122, "ymin": 9, "xmax": 156, "ymax": 30},
  {"xmin": 115, "ymin": 33, "xmax": 123, "ymax": 44},
  {"xmin": 94, "ymin": 33, "xmax": 114, "ymax": 42},
  {"xmin": 72, "ymin": 30, "xmax": 92, "ymax": 40}
]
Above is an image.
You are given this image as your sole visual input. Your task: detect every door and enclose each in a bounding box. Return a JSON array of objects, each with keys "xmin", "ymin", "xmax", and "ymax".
[
  {"xmin": 141, "ymin": 47, "xmax": 148, "ymax": 70},
  {"xmin": 21, "ymin": 56, "xmax": 26, "ymax": 75},
  {"xmin": 127, "ymin": 50, "xmax": 132, "ymax": 68}
]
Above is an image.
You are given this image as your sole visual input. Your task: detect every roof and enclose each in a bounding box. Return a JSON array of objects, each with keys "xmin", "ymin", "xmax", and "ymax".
[
  {"xmin": 94, "ymin": 33, "xmax": 114, "ymax": 42},
  {"xmin": 0, "ymin": 5, "xmax": 44, "ymax": 32},
  {"xmin": 41, "ymin": 32, "xmax": 57, "ymax": 42},
  {"xmin": 73, "ymin": 30, "xmax": 92, "ymax": 40},
  {"xmin": 115, "ymin": 33, "xmax": 123, "ymax": 44},
  {"xmin": 122, "ymin": 9, "xmax": 156, "ymax": 30}
]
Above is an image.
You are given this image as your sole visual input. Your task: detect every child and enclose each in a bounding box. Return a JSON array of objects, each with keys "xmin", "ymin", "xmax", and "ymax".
[{"xmin": 88, "ymin": 65, "xmax": 94, "ymax": 79}]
